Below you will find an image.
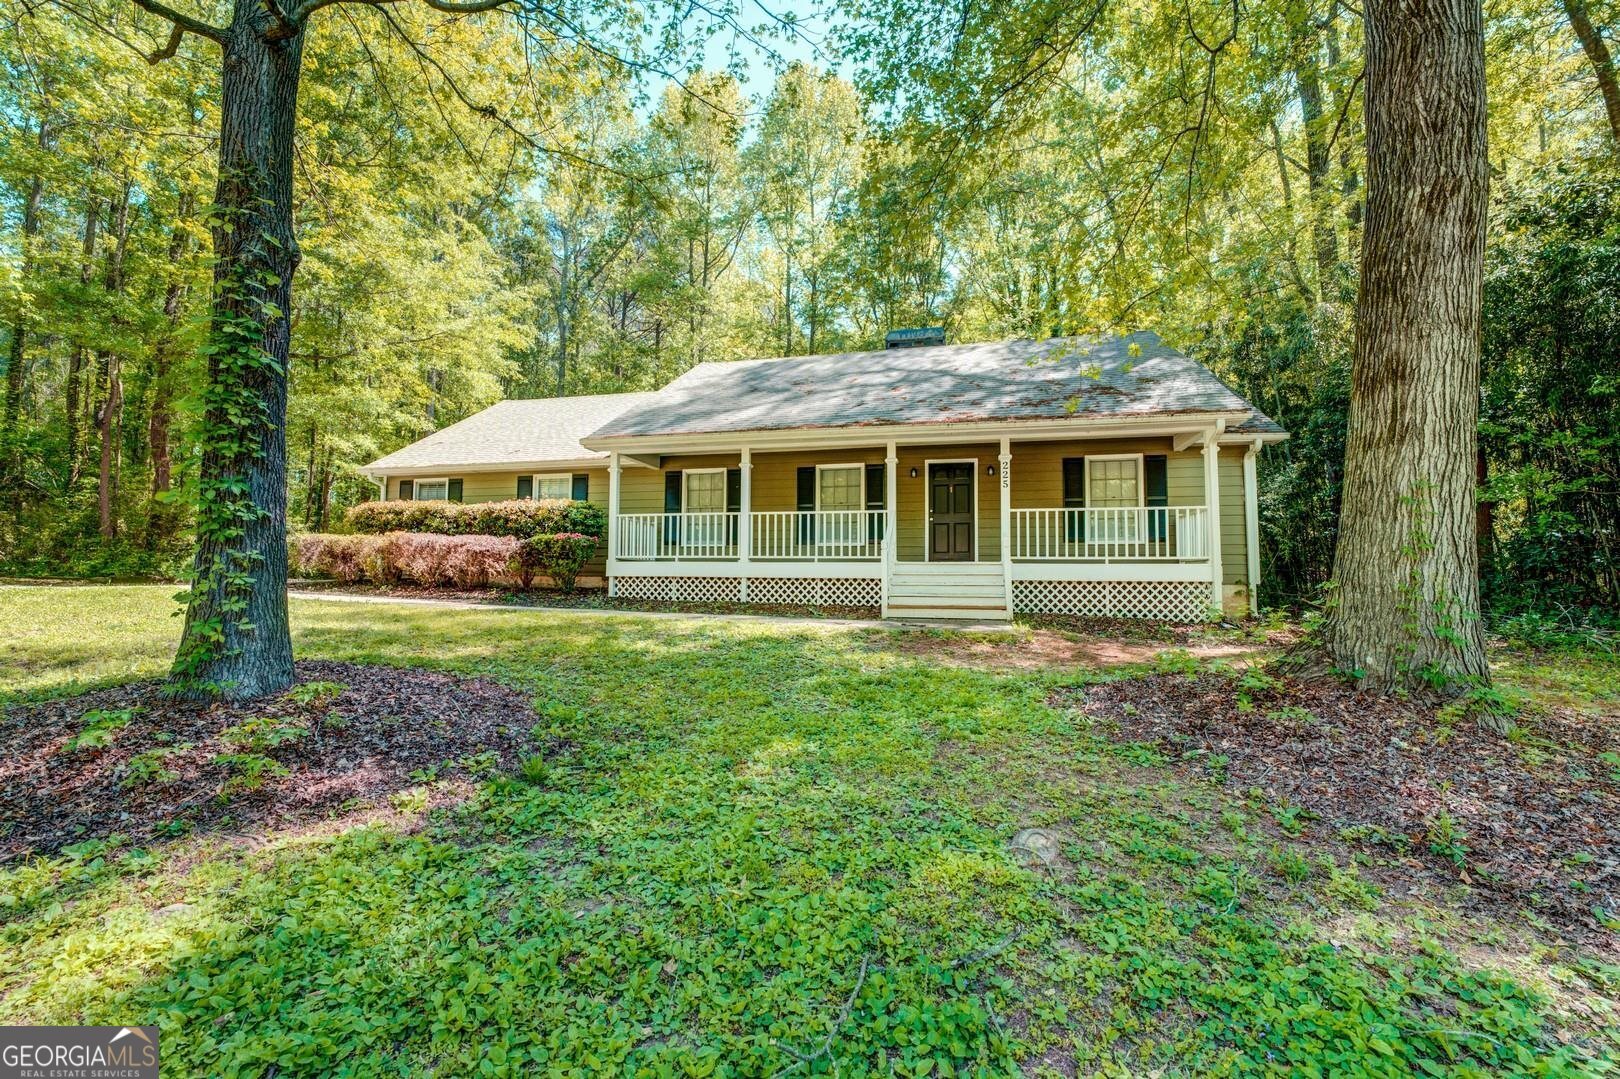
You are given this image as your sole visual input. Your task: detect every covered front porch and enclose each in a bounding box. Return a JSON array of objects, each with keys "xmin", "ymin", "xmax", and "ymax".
[{"xmin": 603, "ymin": 424, "xmax": 1263, "ymax": 621}]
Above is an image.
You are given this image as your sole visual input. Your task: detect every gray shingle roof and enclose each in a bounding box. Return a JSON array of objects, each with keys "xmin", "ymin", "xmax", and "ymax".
[
  {"xmin": 588, "ymin": 332, "xmax": 1283, "ymax": 440},
  {"xmin": 364, "ymin": 392, "xmax": 658, "ymax": 473}
]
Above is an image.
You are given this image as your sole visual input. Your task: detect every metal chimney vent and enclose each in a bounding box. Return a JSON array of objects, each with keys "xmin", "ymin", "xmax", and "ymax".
[{"xmin": 884, "ymin": 327, "xmax": 946, "ymax": 349}]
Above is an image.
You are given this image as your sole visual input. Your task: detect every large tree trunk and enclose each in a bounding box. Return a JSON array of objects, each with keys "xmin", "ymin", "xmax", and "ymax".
[
  {"xmin": 1564, "ymin": 0, "xmax": 1620, "ymax": 146},
  {"xmin": 1323, "ymin": 0, "xmax": 1490, "ymax": 694},
  {"xmin": 170, "ymin": 7, "xmax": 303, "ymax": 699}
]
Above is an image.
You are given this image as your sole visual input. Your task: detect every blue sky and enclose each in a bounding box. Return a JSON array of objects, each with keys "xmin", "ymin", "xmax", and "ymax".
[{"xmin": 644, "ymin": 0, "xmax": 843, "ymax": 115}]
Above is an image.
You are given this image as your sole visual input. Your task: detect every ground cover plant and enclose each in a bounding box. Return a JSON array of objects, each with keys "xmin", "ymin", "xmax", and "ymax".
[{"xmin": 2, "ymin": 584, "xmax": 1618, "ymax": 1075}]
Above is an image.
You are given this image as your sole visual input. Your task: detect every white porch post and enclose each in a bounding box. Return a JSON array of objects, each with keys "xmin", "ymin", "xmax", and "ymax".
[
  {"xmin": 607, "ymin": 451, "xmax": 621, "ymax": 597},
  {"xmin": 1203, "ymin": 434, "xmax": 1223, "ymax": 615},
  {"xmin": 1244, "ymin": 439, "xmax": 1261, "ymax": 617},
  {"xmin": 998, "ymin": 435, "xmax": 1012, "ymax": 616},
  {"xmin": 738, "ymin": 447, "xmax": 752, "ymax": 601},
  {"xmin": 883, "ymin": 440, "xmax": 898, "ymax": 615}
]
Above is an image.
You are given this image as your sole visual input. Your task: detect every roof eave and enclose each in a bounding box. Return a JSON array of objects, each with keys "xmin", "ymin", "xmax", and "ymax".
[
  {"xmin": 580, "ymin": 411, "xmax": 1256, "ymax": 455},
  {"xmin": 361, "ymin": 454, "xmax": 609, "ymax": 479}
]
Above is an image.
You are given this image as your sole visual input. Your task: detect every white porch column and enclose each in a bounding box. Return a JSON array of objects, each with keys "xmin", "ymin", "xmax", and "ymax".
[
  {"xmin": 1243, "ymin": 439, "xmax": 1261, "ymax": 617},
  {"xmin": 884, "ymin": 440, "xmax": 898, "ymax": 614},
  {"xmin": 998, "ymin": 435, "xmax": 1012, "ymax": 616},
  {"xmin": 738, "ymin": 447, "xmax": 752, "ymax": 601},
  {"xmin": 607, "ymin": 451, "xmax": 622, "ymax": 597},
  {"xmin": 1203, "ymin": 434, "xmax": 1223, "ymax": 615}
]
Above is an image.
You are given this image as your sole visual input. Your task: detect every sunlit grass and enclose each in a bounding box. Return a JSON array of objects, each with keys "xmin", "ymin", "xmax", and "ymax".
[{"xmin": 2, "ymin": 585, "xmax": 1615, "ymax": 1075}]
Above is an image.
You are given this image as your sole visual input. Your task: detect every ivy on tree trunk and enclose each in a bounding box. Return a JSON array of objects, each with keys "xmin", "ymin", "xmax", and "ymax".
[{"xmin": 170, "ymin": 5, "xmax": 303, "ymax": 699}]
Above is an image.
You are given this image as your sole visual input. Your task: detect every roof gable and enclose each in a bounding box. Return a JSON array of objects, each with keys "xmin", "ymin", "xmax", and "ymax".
[{"xmin": 364, "ymin": 392, "xmax": 658, "ymax": 473}]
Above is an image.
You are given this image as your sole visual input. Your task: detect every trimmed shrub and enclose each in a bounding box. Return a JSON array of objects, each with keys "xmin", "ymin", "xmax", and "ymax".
[
  {"xmin": 516, "ymin": 532, "xmax": 597, "ymax": 593},
  {"xmin": 290, "ymin": 532, "xmax": 521, "ymax": 589},
  {"xmin": 451, "ymin": 535, "xmax": 520, "ymax": 588},
  {"xmin": 345, "ymin": 499, "xmax": 607, "ymax": 540},
  {"xmin": 290, "ymin": 533, "xmax": 372, "ymax": 583}
]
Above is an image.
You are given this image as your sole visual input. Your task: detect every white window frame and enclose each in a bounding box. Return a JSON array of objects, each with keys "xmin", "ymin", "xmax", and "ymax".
[
  {"xmin": 1083, "ymin": 454, "xmax": 1146, "ymax": 508},
  {"xmin": 682, "ymin": 467, "xmax": 729, "ymax": 513},
  {"xmin": 681, "ymin": 467, "xmax": 729, "ymax": 550},
  {"xmin": 813, "ymin": 462, "xmax": 866, "ymax": 511},
  {"xmin": 533, "ymin": 472, "xmax": 574, "ymax": 501},
  {"xmin": 814, "ymin": 462, "xmax": 867, "ymax": 548},
  {"xmin": 923, "ymin": 457, "xmax": 978, "ymax": 563},
  {"xmin": 412, "ymin": 477, "xmax": 450, "ymax": 502}
]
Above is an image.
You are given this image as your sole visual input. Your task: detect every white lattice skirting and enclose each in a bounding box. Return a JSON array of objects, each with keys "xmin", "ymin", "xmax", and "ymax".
[
  {"xmin": 615, "ymin": 576, "xmax": 743, "ymax": 603},
  {"xmin": 615, "ymin": 575, "xmax": 882, "ymax": 608},
  {"xmin": 1011, "ymin": 580, "xmax": 1211, "ymax": 622},
  {"xmin": 748, "ymin": 577, "xmax": 882, "ymax": 608}
]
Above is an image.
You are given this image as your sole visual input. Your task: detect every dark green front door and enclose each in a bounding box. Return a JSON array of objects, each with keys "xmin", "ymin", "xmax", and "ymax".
[{"xmin": 928, "ymin": 463, "xmax": 975, "ymax": 561}]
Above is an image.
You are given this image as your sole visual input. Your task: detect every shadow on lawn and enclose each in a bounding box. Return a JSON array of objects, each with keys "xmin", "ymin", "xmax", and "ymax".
[{"xmin": 5, "ymin": 601, "xmax": 1617, "ymax": 1074}]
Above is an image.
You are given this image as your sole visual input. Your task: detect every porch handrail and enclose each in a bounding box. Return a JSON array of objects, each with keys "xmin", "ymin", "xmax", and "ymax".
[
  {"xmin": 1010, "ymin": 506, "xmax": 1208, "ymax": 562},
  {"xmin": 614, "ymin": 512, "xmax": 739, "ymax": 560},
  {"xmin": 751, "ymin": 510, "xmax": 886, "ymax": 562}
]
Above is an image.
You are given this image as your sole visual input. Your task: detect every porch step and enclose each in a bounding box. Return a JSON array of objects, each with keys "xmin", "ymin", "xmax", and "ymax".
[
  {"xmin": 885, "ymin": 601, "xmax": 1012, "ymax": 622},
  {"xmin": 885, "ymin": 563, "xmax": 1011, "ymax": 621},
  {"xmin": 888, "ymin": 583, "xmax": 1007, "ymax": 600}
]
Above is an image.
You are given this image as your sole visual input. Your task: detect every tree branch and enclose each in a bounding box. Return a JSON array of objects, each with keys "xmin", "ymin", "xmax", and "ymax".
[
  {"xmin": 286, "ymin": 0, "xmax": 510, "ymax": 27},
  {"xmin": 127, "ymin": 0, "xmax": 226, "ymax": 44},
  {"xmin": 146, "ymin": 22, "xmax": 184, "ymax": 62}
]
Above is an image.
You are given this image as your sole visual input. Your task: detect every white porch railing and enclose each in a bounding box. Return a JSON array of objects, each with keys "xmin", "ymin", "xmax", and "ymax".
[
  {"xmin": 615, "ymin": 508, "xmax": 1207, "ymax": 563},
  {"xmin": 615, "ymin": 512, "xmax": 739, "ymax": 560},
  {"xmin": 614, "ymin": 510, "xmax": 887, "ymax": 562},
  {"xmin": 1010, "ymin": 507, "xmax": 1209, "ymax": 561},
  {"xmin": 751, "ymin": 510, "xmax": 886, "ymax": 561}
]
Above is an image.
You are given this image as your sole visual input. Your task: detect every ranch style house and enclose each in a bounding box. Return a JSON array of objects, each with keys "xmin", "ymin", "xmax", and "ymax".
[{"xmin": 361, "ymin": 331, "xmax": 1289, "ymax": 621}]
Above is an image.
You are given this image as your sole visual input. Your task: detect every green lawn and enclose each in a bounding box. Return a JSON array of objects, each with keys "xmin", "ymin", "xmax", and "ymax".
[{"xmin": 1, "ymin": 585, "xmax": 1616, "ymax": 1076}]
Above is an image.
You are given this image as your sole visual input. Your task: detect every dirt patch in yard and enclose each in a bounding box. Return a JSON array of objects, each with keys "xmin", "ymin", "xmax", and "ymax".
[
  {"xmin": 880, "ymin": 624, "xmax": 1278, "ymax": 672},
  {"xmin": 0, "ymin": 661, "xmax": 544, "ymax": 861},
  {"xmin": 1063, "ymin": 673, "xmax": 1620, "ymax": 947}
]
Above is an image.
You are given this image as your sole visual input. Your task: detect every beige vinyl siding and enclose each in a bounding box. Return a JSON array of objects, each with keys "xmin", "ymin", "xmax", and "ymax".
[
  {"xmin": 389, "ymin": 469, "xmax": 608, "ymax": 505},
  {"xmin": 895, "ymin": 443, "xmax": 999, "ymax": 561},
  {"xmin": 1219, "ymin": 456, "xmax": 1247, "ymax": 586}
]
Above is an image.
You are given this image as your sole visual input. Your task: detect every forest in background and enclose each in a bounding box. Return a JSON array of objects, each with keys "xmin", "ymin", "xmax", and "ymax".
[{"xmin": 0, "ymin": 0, "xmax": 1616, "ymax": 620}]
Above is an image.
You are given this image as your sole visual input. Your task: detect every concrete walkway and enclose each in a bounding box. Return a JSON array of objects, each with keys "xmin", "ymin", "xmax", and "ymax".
[{"xmin": 287, "ymin": 589, "xmax": 1019, "ymax": 633}]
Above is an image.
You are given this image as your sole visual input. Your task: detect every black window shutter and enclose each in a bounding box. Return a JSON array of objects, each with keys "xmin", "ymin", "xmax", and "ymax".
[
  {"xmin": 796, "ymin": 466, "xmax": 816, "ymax": 544},
  {"xmin": 725, "ymin": 468, "xmax": 742, "ymax": 547},
  {"xmin": 571, "ymin": 473, "xmax": 590, "ymax": 501},
  {"xmin": 399, "ymin": 479, "xmax": 414, "ymax": 501},
  {"xmin": 663, "ymin": 470, "xmax": 682, "ymax": 545},
  {"xmin": 517, "ymin": 475, "xmax": 533, "ymax": 499},
  {"xmin": 1144, "ymin": 455, "xmax": 1168, "ymax": 541},
  {"xmin": 864, "ymin": 463, "xmax": 885, "ymax": 542},
  {"xmin": 448, "ymin": 478, "xmax": 463, "ymax": 503},
  {"xmin": 1062, "ymin": 457, "xmax": 1086, "ymax": 541}
]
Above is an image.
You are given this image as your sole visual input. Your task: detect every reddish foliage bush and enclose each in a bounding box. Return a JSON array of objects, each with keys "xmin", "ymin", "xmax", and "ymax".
[
  {"xmin": 451, "ymin": 535, "xmax": 520, "ymax": 587},
  {"xmin": 346, "ymin": 499, "xmax": 606, "ymax": 540},
  {"xmin": 291, "ymin": 532, "xmax": 521, "ymax": 588},
  {"xmin": 290, "ymin": 533, "xmax": 372, "ymax": 583}
]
